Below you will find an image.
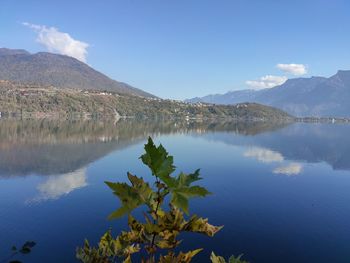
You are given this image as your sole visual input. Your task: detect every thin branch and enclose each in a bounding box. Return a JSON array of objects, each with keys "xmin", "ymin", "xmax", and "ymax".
[{"xmin": 150, "ymin": 176, "xmax": 162, "ymax": 250}]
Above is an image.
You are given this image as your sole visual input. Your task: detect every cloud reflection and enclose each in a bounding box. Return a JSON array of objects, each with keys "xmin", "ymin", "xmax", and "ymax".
[
  {"xmin": 273, "ymin": 163, "xmax": 303, "ymax": 176},
  {"xmin": 28, "ymin": 168, "xmax": 87, "ymax": 203},
  {"xmin": 244, "ymin": 147, "xmax": 284, "ymax": 163}
]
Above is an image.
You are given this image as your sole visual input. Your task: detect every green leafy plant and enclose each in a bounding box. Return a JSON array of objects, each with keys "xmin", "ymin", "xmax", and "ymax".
[
  {"xmin": 77, "ymin": 137, "xmax": 222, "ymax": 263},
  {"xmin": 210, "ymin": 252, "xmax": 249, "ymax": 263}
]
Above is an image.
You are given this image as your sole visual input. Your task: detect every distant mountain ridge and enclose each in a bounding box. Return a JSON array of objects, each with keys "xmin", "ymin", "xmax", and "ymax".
[
  {"xmin": 0, "ymin": 48, "xmax": 154, "ymax": 98},
  {"xmin": 186, "ymin": 71, "xmax": 350, "ymax": 117}
]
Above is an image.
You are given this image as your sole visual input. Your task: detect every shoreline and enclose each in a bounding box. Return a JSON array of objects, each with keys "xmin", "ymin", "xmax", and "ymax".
[{"xmin": 0, "ymin": 111, "xmax": 349, "ymax": 124}]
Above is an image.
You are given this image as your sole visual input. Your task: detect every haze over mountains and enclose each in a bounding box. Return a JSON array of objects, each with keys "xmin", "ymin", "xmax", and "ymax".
[
  {"xmin": 187, "ymin": 71, "xmax": 350, "ymax": 117},
  {"xmin": 0, "ymin": 48, "xmax": 154, "ymax": 98}
]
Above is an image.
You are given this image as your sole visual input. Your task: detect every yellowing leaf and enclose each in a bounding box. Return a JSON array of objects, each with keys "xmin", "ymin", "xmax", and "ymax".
[
  {"xmin": 182, "ymin": 216, "xmax": 223, "ymax": 237},
  {"xmin": 159, "ymin": 249, "xmax": 203, "ymax": 263},
  {"xmin": 211, "ymin": 252, "xmax": 249, "ymax": 263},
  {"xmin": 123, "ymin": 255, "xmax": 132, "ymax": 263},
  {"xmin": 211, "ymin": 252, "xmax": 227, "ymax": 263}
]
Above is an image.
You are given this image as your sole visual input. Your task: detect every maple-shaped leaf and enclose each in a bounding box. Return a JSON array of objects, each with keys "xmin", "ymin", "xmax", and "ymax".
[
  {"xmin": 176, "ymin": 169, "xmax": 202, "ymax": 185},
  {"xmin": 140, "ymin": 137, "xmax": 176, "ymax": 185},
  {"xmin": 169, "ymin": 170, "xmax": 211, "ymax": 214},
  {"xmin": 105, "ymin": 173, "xmax": 156, "ymax": 219}
]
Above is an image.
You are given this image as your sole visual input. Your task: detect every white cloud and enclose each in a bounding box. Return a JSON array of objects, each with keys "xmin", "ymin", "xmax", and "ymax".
[
  {"xmin": 273, "ymin": 163, "xmax": 303, "ymax": 176},
  {"xmin": 246, "ymin": 75, "xmax": 287, "ymax": 89},
  {"xmin": 276, "ymin": 63, "xmax": 307, "ymax": 76},
  {"xmin": 23, "ymin": 22, "xmax": 89, "ymax": 62},
  {"xmin": 244, "ymin": 147, "xmax": 284, "ymax": 163}
]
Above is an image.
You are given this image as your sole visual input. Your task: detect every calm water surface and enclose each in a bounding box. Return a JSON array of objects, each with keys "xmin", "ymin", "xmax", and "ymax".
[{"xmin": 0, "ymin": 119, "xmax": 350, "ymax": 263}]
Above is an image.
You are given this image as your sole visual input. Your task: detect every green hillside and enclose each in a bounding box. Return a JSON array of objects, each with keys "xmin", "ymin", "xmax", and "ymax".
[{"xmin": 0, "ymin": 81, "xmax": 293, "ymax": 120}]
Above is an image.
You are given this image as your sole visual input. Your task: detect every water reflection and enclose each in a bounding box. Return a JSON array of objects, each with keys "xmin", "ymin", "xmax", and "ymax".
[
  {"xmin": 243, "ymin": 146, "xmax": 304, "ymax": 176},
  {"xmin": 0, "ymin": 119, "xmax": 349, "ymax": 179},
  {"xmin": 244, "ymin": 147, "xmax": 284, "ymax": 163},
  {"xmin": 1, "ymin": 119, "xmax": 350, "ymax": 263},
  {"xmin": 28, "ymin": 168, "xmax": 87, "ymax": 203},
  {"xmin": 201, "ymin": 123, "xmax": 350, "ymax": 172},
  {"xmin": 0, "ymin": 119, "xmax": 291, "ymax": 178},
  {"xmin": 273, "ymin": 163, "xmax": 303, "ymax": 176}
]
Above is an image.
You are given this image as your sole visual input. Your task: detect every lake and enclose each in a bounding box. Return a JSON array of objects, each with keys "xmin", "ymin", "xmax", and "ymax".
[{"xmin": 0, "ymin": 119, "xmax": 350, "ymax": 263}]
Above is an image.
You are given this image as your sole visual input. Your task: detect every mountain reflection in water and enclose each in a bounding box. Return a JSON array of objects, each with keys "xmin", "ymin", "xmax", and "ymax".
[
  {"xmin": 0, "ymin": 119, "xmax": 290, "ymax": 177},
  {"xmin": 0, "ymin": 119, "xmax": 349, "ymax": 179}
]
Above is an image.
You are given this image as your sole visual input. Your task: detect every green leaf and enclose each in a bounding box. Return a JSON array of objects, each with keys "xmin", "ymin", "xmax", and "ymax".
[
  {"xmin": 108, "ymin": 205, "xmax": 131, "ymax": 220},
  {"xmin": 177, "ymin": 169, "xmax": 202, "ymax": 185},
  {"xmin": 175, "ymin": 185, "xmax": 211, "ymax": 198},
  {"xmin": 140, "ymin": 137, "xmax": 176, "ymax": 185},
  {"xmin": 169, "ymin": 170, "xmax": 211, "ymax": 213},
  {"xmin": 171, "ymin": 192, "xmax": 189, "ymax": 214},
  {"xmin": 105, "ymin": 174, "xmax": 156, "ymax": 219},
  {"xmin": 127, "ymin": 173, "xmax": 155, "ymax": 206},
  {"xmin": 105, "ymin": 181, "xmax": 141, "ymax": 219}
]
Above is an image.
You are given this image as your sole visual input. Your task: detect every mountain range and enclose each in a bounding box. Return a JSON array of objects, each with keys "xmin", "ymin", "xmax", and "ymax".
[
  {"xmin": 0, "ymin": 48, "xmax": 293, "ymax": 120},
  {"xmin": 0, "ymin": 48, "xmax": 154, "ymax": 98},
  {"xmin": 187, "ymin": 71, "xmax": 350, "ymax": 117}
]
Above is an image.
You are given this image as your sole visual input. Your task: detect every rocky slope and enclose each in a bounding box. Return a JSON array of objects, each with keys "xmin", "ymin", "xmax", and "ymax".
[{"xmin": 0, "ymin": 48, "xmax": 154, "ymax": 97}]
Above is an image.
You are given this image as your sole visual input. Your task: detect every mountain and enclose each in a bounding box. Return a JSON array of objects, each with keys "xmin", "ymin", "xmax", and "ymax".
[
  {"xmin": 186, "ymin": 71, "xmax": 350, "ymax": 117},
  {"xmin": 0, "ymin": 48, "xmax": 30, "ymax": 56},
  {"xmin": 189, "ymin": 89, "xmax": 258, "ymax": 105},
  {"xmin": 0, "ymin": 48, "xmax": 154, "ymax": 97}
]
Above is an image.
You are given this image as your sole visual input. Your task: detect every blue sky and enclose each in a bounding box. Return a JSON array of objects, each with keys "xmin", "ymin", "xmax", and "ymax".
[{"xmin": 1, "ymin": 0, "xmax": 350, "ymax": 99}]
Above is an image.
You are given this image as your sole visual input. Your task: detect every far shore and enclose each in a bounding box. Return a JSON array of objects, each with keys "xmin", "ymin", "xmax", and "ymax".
[{"xmin": 0, "ymin": 111, "xmax": 350, "ymax": 124}]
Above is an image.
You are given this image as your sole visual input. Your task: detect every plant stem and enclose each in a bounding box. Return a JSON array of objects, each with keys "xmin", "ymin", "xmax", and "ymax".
[{"xmin": 150, "ymin": 177, "xmax": 161, "ymax": 250}]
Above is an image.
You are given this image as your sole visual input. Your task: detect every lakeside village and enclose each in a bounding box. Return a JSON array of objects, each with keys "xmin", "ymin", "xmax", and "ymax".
[{"xmin": 0, "ymin": 80, "xmax": 350, "ymax": 123}]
